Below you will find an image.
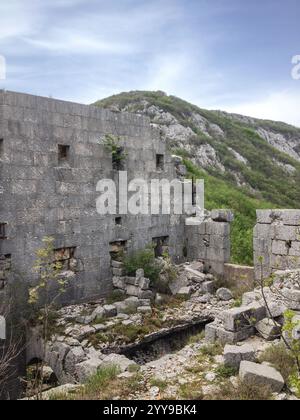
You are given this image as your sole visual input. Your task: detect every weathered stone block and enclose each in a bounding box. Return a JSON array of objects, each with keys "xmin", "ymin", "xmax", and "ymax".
[
  {"xmin": 239, "ymin": 361, "xmax": 284, "ymax": 393},
  {"xmin": 224, "ymin": 344, "xmax": 256, "ymax": 369},
  {"xmin": 205, "ymin": 322, "xmax": 255, "ymax": 345},
  {"xmin": 201, "ymin": 281, "xmax": 216, "ymax": 294},
  {"xmin": 255, "ymin": 318, "xmax": 281, "ymax": 341},
  {"xmin": 272, "ymin": 240, "xmax": 288, "ymax": 256},
  {"xmin": 112, "ymin": 277, "xmax": 125, "ymax": 290},
  {"xmin": 283, "ymin": 288, "xmax": 300, "ymax": 310},
  {"xmin": 216, "ymin": 288, "xmax": 233, "ymax": 301},
  {"xmin": 222, "ymin": 303, "xmax": 266, "ymax": 332},
  {"xmin": 211, "ymin": 209, "xmax": 234, "ymax": 223},
  {"xmin": 103, "ymin": 305, "xmax": 117, "ymax": 318}
]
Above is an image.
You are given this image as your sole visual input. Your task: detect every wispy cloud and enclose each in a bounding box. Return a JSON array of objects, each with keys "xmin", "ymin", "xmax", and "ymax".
[
  {"xmin": 223, "ymin": 89, "xmax": 300, "ymax": 127},
  {"xmin": 0, "ymin": 0, "xmax": 299, "ymax": 127}
]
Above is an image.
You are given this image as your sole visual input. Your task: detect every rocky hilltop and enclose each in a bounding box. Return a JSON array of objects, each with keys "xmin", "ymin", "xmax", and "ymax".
[{"xmin": 95, "ymin": 91, "xmax": 300, "ymax": 265}]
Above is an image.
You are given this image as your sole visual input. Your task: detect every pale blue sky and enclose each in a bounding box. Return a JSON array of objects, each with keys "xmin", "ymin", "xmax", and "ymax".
[{"xmin": 1, "ymin": 0, "xmax": 300, "ymax": 125}]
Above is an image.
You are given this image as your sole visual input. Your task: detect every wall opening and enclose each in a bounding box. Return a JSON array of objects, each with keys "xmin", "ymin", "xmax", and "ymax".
[
  {"xmin": 109, "ymin": 240, "xmax": 127, "ymax": 262},
  {"xmin": 115, "ymin": 217, "xmax": 122, "ymax": 226},
  {"xmin": 58, "ymin": 144, "xmax": 70, "ymax": 162},
  {"xmin": 152, "ymin": 236, "xmax": 169, "ymax": 258},
  {"xmin": 112, "ymin": 147, "xmax": 125, "ymax": 171},
  {"xmin": 54, "ymin": 246, "xmax": 76, "ymax": 271},
  {"xmin": 156, "ymin": 154, "xmax": 164, "ymax": 171},
  {"xmin": 0, "ymin": 139, "xmax": 3, "ymax": 159},
  {"xmin": 0, "ymin": 254, "xmax": 11, "ymax": 290}
]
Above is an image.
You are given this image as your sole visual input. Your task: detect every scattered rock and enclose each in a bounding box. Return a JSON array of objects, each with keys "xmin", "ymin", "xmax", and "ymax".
[
  {"xmin": 102, "ymin": 354, "xmax": 137, "ymax": 373},
  {"xmin": 205, "ymin": 372, "xmax": 216, "ymax": 382},
  {"xmin": 75, "ymin": 357, "xmax": 104, "ymax": 383},
  {"xmin": 255, "ymin": 318, "xmax": 281, "ymax": 341},
  {"xmin": 216, "ymin": 288, "xmax": 233, "ymax": 301},
  {"xmin": 224, "ymin": 344, "xmax": 256, "ymax": 369}
]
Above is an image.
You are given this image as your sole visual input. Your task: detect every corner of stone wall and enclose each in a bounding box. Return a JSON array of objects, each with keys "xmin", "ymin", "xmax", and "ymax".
[
  {"xmin": 254, "ymin": 209, "xmax": 300, "ymax": 281},
  {"xmin": 185, "ymin": 209, "xmax": 233, "ymax": 277}
]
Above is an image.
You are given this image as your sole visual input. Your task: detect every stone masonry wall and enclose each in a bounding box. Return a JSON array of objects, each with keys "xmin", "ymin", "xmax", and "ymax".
[
  {"xmin": 0, "ymin": 91, "xmax": 186, "ymax": 304},
  {"xmin": 254, "ymin": 210, "xmax": 300, "ymax": 280}
]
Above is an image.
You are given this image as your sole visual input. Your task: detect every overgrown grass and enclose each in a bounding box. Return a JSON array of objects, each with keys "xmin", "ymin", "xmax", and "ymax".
[
  {"xmin": 205, "ymin": 379, "xmax": 273, "ymax": 400},
  {"xmin": 215, "ymin": 364, "xmax": 238, "ymax": 379},
  {"xmin": 199, "ymin": 343, "xmax": 224, "ymax": 358}
]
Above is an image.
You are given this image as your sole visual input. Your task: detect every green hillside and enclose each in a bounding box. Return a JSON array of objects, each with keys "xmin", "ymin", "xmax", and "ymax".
[{"xmin": 95, "ymin": 91, "xmax": 300, "ymax": 265}]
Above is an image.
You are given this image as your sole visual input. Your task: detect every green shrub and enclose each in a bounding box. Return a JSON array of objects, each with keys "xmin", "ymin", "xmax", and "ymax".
[{"xmin": 124, "ymin": 246, "xmax": 161, "ymax": 285}]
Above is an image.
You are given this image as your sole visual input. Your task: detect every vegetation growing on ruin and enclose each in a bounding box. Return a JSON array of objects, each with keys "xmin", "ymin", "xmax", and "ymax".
[{"xmin": 124, "ymin": 246, "xmax": 161, "ymax": 284}]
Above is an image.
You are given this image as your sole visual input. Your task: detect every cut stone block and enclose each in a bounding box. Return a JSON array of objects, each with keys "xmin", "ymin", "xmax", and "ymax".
[
  {"xmin": 282, "ymin": 289, "xmax": 300, "ymax": 310},
  {"xmin": 205, "ymin": 322, "xmax": 255, "ymax": 345},
  {"xmin": 223, "ymin": 303, "xmax": 266, "ymax": 332},
  {"xmin": 111, "ymin": 261, "xmax": 124, "ymax": 269},
  {"xmin": 103, "ymin": 305, "xmax": 117, "ymax": 318},
  {"xmin": 112, "ymin": 268, "xmax": 125, "ymax": 276},
  {"xmin": 224, "ymin": 344, "xmax": 256, "ymax": 369},
  {"xmin": 239, "ymin": 361, "xmax": 285, "ymax": 393},
  {"xmin": 201, "ymin": 281, "xmax": 216, "ymax": 294},
  {"xmin": 135, "ymin": 269, "xmax": 144, "ymax": 279},
  {"xmin": 137, "ymin": 306, "xmax": 152, "ymax": 314},
  {"xmin": 177, "ymin": 286, "xmax": 193, "ymax": 297},
  {"xmin": 112, "ymin": 277, "xmax": 126, "ymax": 290},
  {"xmin": 75, "ymin": 358, "xmax": 103, "ymax": 382},
  {"xmin": 242, "ymin": 291, "xmax": 262, "ymax": 306},
  {"xmin": 255, "ymin": 318, "xmax": 281, "ymax": 341},
  {"xmin": 211, "ymin": 209, "xmax": 234, "ymax": 223}
]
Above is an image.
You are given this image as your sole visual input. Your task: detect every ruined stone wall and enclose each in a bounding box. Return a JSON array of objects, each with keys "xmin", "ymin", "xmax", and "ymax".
[
  {"xmin": 254, "ymin": 210, "xmax": 300, "ymax": 280},
  {"xmin": 0, "ymin": 91, "xmax": 185, "ymax": 304},
  {"xmin": 185, "ymin": 210, "xmax": 233, "ymax": 276}
]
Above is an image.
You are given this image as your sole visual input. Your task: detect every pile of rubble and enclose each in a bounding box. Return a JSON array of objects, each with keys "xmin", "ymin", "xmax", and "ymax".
[{"xmin": 205, "ymin": 268, "xmax": 300, "ymax": 344}]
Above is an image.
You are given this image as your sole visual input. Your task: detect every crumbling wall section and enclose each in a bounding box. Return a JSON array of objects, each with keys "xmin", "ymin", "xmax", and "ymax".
[
  {"xmin": 254, "ymin": 209, "xmax": 300, "ymax": 280},
  {"xmin": 185, "ymin": 210, "xmax": 233, "ymax": 276}
]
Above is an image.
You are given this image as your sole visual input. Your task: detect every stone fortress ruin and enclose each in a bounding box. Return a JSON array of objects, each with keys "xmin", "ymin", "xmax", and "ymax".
[
  {"xmin": 0, "ymin": 91, "xmax": 233, "ymax": 303},
  {"xmin": 1, "ymin": 91, "xmax": 300, "ymax": 399}
]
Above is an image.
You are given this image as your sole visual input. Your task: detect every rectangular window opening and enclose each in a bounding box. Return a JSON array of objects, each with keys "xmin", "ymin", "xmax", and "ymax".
[
  {"xmin": 58, "ymin": 144, "xmax": 70, "ymax": 162},
  {"xmin": 156, "ymin": 154, "xmax": 164, "ymax": 171},
  {"xmin": 0, "ymin": 223, "xmax": 7, "ymax": 239},
  {"xmin": 0, "ymin": 139, "xmax": 3, "ymax": 159},
  {"xmin": 54, "ymin": 246, "xmax": 76, "ymax": 270},
  {"xmin": 152, "ymin": 236, "xmax": 169, "ymax": 258},
  {"xmin": 112, "ymin": 147, "xmax": 125, "ymax": 171},
  {"xmin": 115, "ymin": 217, "xmax": 122, "ymax": 226}
]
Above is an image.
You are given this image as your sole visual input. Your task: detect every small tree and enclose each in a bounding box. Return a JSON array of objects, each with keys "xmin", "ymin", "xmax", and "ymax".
[
  {"xmin": 257, "ymin": 257, "xmax": 300, "ymax": 394},
  {"xmin": 28, "ymin": 237, "xmax": 69, "ymax": 399}
]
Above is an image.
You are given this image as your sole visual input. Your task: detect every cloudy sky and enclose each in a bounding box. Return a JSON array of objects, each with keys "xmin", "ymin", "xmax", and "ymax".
[{"xmin": 0, "ymin": 0, "xmax": 300, "ymax": 125}]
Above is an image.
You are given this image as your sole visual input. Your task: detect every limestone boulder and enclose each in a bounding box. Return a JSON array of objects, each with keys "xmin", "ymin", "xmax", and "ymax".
[
  {"xmin": 239, "ymin": 361, "xmax": 285, "ymax": 393},
  {"xmin": 224, "ymin": 344, "xmax": 256, "ymax": 369},
  {"xmin": 216, "ymin": 288, "xmax": 233, "ymax": 301},
  {"xmin": 255, "ymin": 318, "xmax": 281, "ymax": 341}
]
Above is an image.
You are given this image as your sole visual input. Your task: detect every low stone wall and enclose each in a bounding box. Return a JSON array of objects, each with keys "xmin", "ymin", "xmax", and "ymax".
[{"xmin": 254, "ymin": 210, "xmax": 300, "ymax": 280}]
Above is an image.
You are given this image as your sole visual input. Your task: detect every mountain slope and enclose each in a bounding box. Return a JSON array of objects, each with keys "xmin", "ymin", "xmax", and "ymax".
[{"xmin": 94, "ymin": 91, "xmax": 300, "ymax": 265}]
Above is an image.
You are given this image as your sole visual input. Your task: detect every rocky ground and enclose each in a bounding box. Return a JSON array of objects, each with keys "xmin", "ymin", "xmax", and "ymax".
[{"xmin": 26, "ymin": 261, "xmax": 300, "ymax": 401}]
